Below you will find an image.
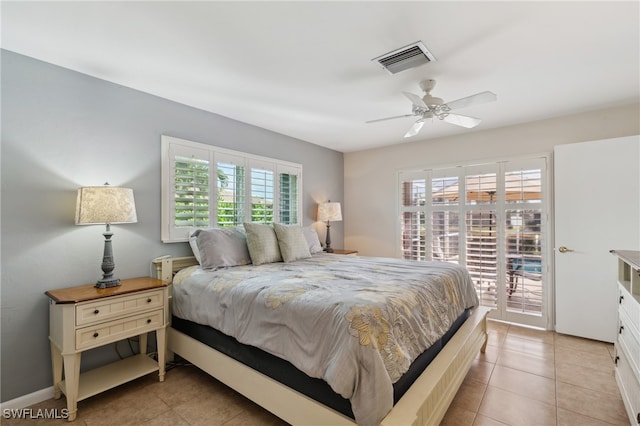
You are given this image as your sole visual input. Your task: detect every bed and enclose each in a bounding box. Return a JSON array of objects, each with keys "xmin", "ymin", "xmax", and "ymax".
[{"xmin": 153, "ymin": 225, "xmax": 489, "ymax": 426}]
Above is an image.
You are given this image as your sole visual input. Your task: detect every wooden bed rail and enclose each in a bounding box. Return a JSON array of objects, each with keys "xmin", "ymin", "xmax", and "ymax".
[{"xmin": 152, "ymin": 256, "xmax": 198, "ymax": 281}]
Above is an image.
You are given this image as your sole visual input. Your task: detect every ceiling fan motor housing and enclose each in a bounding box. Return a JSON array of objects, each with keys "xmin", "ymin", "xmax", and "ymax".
[
  {"xmin": 419, "ymin": 79, "xmax": 443, "ymax": 108},
  {"xmin": 423, "ymin": 94, "xmax": 444, "ymax": 107}
]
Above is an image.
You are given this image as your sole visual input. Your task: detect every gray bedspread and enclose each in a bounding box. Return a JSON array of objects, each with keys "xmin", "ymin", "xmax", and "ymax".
[{"xmin": 172, "ymin": 254, "xmax": 478, "ymax": 425}]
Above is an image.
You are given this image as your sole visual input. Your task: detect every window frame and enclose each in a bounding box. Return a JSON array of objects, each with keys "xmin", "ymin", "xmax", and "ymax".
[{"xmin": 161, "ymin": 135, "xmax": 302, "ymax": 242}]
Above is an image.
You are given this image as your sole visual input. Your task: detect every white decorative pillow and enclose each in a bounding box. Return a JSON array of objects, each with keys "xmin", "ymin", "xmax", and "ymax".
[
  {"xmin": 195, "ymin": 228, "xmax": 251, "ymax": 270},
  {"xmin": 273, "ymin": 223, "xmax": 312, "ymax": 262},
  {"xmin": 243, "ymin": 223, "xmax": 283, "ymax": 265},
  {"xmin": 302, "ymin": 226, "xmax": 324, "ymax": 254}
]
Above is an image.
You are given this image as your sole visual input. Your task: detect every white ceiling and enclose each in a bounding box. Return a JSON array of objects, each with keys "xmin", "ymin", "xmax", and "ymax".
[{"xmin": 2, "ymin": 1, "xmax": 639, "ymax": 152}]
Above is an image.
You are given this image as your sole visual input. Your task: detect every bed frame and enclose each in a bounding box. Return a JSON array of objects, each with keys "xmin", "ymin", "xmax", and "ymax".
[{"xmin": 154, "ymin": 256, "xmax": 490, "ymax": 426}]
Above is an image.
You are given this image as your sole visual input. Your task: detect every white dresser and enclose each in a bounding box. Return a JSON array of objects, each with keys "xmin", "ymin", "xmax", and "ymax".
[{"xmin": 612, "ymin": 250, "xmax": 640, "ymax": 425}]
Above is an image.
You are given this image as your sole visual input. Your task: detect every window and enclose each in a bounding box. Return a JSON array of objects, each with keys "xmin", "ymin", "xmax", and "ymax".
[
  {"xmin": 250, "ymin": 165, "xmax": 274, "ymax": 223},
  {"xmin": 161, "ymin": 135, "xmax": 302, "ymax": 242},
  {"xmin": 216, "ymin": 159, "xmax": 245, "ymax": 227},
  {"xmin": 398, "ymin": 157, "xmax": 549, "ymax": 328},
  {"xmin": 174, "ymin": 155, "xmax": 210, "ymax": 229},
  {"xmin": 278, "ymin": 165, "xmax": 300, "ymax": 224}
]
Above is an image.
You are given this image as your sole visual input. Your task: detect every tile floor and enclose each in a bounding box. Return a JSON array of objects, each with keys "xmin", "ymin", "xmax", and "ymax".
[{"xmin": 4, "ymin": 320, "xmax": 629, "ymax": 425}]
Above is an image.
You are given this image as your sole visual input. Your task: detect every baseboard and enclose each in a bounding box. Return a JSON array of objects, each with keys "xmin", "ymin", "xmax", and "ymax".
[{"xmin": 0, "ymin": 387, "xmax": 55, "ymax": 410}]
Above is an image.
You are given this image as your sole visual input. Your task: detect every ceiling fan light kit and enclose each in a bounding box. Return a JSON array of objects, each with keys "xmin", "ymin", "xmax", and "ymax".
[{"xmin": 367, "ymin": 79, "xmax": 497, "ymax": 138}]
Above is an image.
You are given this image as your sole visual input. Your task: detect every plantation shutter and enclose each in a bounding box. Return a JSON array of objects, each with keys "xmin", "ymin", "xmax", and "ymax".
[
  {"xmin": 464, "ymin": 165, "xmax": 499, "ymax": 308},
  {"xmin": 216, "ymin": 153, "xmax": 246, "ymax": 227},
  {"xmin": 162, "ymin": 135, "xmax": 303, "ymax": 242},
  {"xmin": 278, "ymin": 165, "xmax": 302, "ymax": 224},
  {"xmin": 249, "ymin": 160, "xmax": 275, "ymax": 224},
  {"xmin": 503, "ymin": 159, "xmax": 545, "ymax": 315},
  {"xmin": 162, "ymin": 142, "xmax": 213, "ymax": 242},
  {"xmin": 175, "ymin": 156, "xmax": 210, "ymax": 228},
  {"xmin": 431, "ymin": 169, "xmax": 461, "ymax": 262},
  {"xmin": 397, "ymin": 157, "xmax": 548, "ymax": 328},
  {"xmin": 399, "ymin": 171, "xmax": 426, "ymax": 260}
]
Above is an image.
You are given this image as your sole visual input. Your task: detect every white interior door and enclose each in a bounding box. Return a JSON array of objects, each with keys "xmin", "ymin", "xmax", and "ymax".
[{"xmin": 554, "ymin": 135, "xmax": 640, "ymax": 342}]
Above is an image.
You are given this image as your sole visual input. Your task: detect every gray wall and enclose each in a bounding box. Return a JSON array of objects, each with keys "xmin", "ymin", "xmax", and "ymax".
[{"xmin": 0, "ymin": 50, "xmax": 344, "ymax": 401}]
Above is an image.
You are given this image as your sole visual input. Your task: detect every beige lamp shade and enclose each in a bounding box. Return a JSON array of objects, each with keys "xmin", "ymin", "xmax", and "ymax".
[
  {"xmin": 75, "ymin": 185, "xmax": 137, "ymax": 225},
  {"xmin": 317, "ymin": 202, "xmax": 342, "ymax": 222}
]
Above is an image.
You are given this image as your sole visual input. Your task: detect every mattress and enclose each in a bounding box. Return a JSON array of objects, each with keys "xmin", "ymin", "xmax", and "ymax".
[
  {"xmin": 171, "ymin": 254, "xmax": 478, "ymax": 425},
  {"xmin": 172, "ymin": 308, "xmax": 470, "ymax": 419}
]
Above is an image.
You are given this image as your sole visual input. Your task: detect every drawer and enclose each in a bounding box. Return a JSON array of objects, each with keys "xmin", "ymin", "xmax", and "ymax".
[
  {"xmin": 619, "ymin": 309, "xmax": 640, "ymax": 379},
  {"xmin": 76, "ymin": 289, "xmax": 164, "ymax": 326},
  {"xmin": 615, "ymin": 344, "xmax": 640, "ymax": 425},
  {"xmin": 619, "ymin": 284, "xmax": 639, "ymax": 328},
  {"xmin": 76, "ymin": 309, "xmax": 164, "ymax": 350}
]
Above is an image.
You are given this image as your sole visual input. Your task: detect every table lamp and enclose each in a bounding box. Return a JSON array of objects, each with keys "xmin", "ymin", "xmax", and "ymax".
[
  {"xmin": 317, "ymin": 201, "xmax": 342, "ymax": 253},
  {"xmin": 75, "ymin": 183, "xmax": 137, "ymax": 288}
]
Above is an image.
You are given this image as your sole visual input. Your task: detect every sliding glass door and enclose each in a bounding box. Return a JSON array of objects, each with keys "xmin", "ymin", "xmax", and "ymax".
[{"xmin": 399, "ymin": 157, "xmax": 549, "ymax": 328}]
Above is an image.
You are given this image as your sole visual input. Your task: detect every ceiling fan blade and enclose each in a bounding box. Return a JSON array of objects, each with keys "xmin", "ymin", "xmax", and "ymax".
[
  {"xmin": 441, "ymin": 113, "xmax": 482, "ymax": 128},
  {"xmin": 366, "ymin": 114, "xmax": 415, "ymax": 124},
  {"xmin": 404, "ymin": 120, "xmax": 425, "ymax": 138},
  {"xmin": 444, "ymin": 91, "xmax": 497, "ymax": 111},
  {"xmin": 402, "ymin": 91, "xmax": 427, "ymax": 109}
]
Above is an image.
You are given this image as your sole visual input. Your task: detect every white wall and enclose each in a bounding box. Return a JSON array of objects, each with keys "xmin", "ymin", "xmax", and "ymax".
[{"xmin": 344, "ymin": 103, "xmax": 640, "ymax": 257}]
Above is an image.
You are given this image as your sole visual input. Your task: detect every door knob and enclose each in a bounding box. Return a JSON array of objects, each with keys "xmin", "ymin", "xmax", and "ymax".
[{"xmin": 558, "ymin": 246, "xmax": 573, "ymax": 253}]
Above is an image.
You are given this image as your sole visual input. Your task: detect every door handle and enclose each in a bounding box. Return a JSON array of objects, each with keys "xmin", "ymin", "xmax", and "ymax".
[{"xmin": 558, "ymin": 246, "xmax": 573, "ymax": 253}]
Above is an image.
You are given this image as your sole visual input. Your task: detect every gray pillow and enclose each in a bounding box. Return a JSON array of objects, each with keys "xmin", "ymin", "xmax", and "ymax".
[
  {"xmin": 302, "ymin": 226, "xmax": 324, "ymax": 254},
  {"xmin": 189, "ymin": 227, "xmax": 213, "ymax": 263},
  {"xmin": 243, "ymin": 223, "xmax": 283, "ymax": 265},
  {"xmin": 274, "ymin": 223, "xmax": 312, "ymax": 262},
  {"xmin": 195, "ymin": 228, "xmax": 251, "ymax": 270}
]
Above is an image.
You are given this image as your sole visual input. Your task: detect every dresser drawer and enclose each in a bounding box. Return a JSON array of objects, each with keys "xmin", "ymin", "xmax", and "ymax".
[
  {"xmin": 76, "ymin": 289, "xmax": 164, "ymax": 326},
  {"xmin": 75, "ymin": 309, "xmax": 164, "ymax": 350},
  {"xmin": 615, "ymin": 343, "xmax": 640, "ymax": 425},
  {"xmin": 619, "ymin": 284, "xmax": 639, "ymax": 329},
  {"xmin": 619, "ymin": 309, "xmax": 640, "ymax": 379}
]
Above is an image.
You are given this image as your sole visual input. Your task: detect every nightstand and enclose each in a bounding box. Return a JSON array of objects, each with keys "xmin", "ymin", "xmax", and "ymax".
[
  {"xmin": 329, "ymin": 249, "xmax": 358, "ymax": 255},
  {"xmin": 46, "ymin": 277, "xmax": 170, "ymax": 421}
]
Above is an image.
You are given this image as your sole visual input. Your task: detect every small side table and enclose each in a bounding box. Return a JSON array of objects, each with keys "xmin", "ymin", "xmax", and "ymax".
[
  {"xmin": 330, "ymin": 249, "xmax": 358, "ymax": 256},
  {"xmin": 46, "ymin": 277, "xmax": 170, "ymax": 421}
]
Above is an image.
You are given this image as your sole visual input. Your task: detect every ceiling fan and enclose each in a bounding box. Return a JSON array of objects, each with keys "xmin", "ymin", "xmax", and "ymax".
[{"xmin": 367, "ymin": 79, "xmax": 497, "ymax": 138}]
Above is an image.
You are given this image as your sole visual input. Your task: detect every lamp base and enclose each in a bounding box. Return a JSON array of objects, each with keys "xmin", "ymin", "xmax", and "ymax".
[
  {"xmin": 324, "ymin": 221, "xmax": 334, "ymax": 253},
  {"xmin": 96, "ymin": 225, "xmax": 120, "ymax": 289},
  {"xmin": 95, "ymin": 277, "xmax": 121, "ymax": 289}
]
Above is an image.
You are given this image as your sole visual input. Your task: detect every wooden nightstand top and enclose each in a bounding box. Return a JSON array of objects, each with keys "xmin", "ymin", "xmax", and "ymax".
[
  {"xmin": 45, "ymin": 277, "xmax": 169, "ymax": 304},
  {"xmin": 330, "ymin": 249, "xmax": 358, "ymax": 255}
]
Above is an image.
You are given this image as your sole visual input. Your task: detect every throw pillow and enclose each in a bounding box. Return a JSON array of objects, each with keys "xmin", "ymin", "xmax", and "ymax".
[
  {"xmin": 274, "ymin": 223, "xmax": 312, "ymax": 262},
  {"xmin": 243, "ymin": 222, "xmax": 283, "ymax": 265}
]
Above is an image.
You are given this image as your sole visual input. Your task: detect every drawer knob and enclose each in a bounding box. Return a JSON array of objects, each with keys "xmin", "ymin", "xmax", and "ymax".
[
  {"xmin": 93, "ymin": 332, "xmax": 99, "ymax": 338},
  {"xmin": 147, "ymin": 298, "xmax": 152, "ymax": 303},
  {"xmin": 619, "ymin": 295, "xmax": 624, "ymax": 304},
  {"xmin": 147, "ymin": 319, "xmax": 152, "ymax": 324},
  {"xmin": 619, "ymin": 325, "xmax": 624, "ymax": 334},
  {"xmin": 615, "ymin": 355, "xmax": 620, "ymax": 365},
  {"xmin": 94, "ymin": 309, "xmax": 100, "ymax": 314}
]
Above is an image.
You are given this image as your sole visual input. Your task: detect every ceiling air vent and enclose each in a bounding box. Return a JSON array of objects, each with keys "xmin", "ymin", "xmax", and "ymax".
[{"xmin": 372, "ymin": 41, "xmax": 436, "ymax": 75}]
